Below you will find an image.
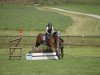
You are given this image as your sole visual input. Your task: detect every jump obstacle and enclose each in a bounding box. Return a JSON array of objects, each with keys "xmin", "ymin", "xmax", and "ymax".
[
  {"xmin": 26, "ymin": 32, "xmax": 61, "ymax": 60},
  {"xmin": 26, "ymin": 52, "xmax": 58, "ymax": 60},
  {"xmin": 9, "ymin": 37, "xmax": 23, "ymax": 60}
]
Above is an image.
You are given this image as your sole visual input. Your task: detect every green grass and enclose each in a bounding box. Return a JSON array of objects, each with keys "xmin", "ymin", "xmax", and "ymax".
[
  {"xmin": 0, "ymin": 4, "xmax": 100, "ymax": 36},
  {"xmin": 63, "ymin": 0, "xmax": 100, "ymax": 4},
  {"xmin": 0, "ymin": 46, "xmax": 100, "ymax": 75},
  {"xmin": 51, "ymin": 4, "xmax": 100, "ymax": 15},
  {"xmin": 39, "ymin": 6, "xmax": 100, "ymax": 36},
  {"xmin": 0, "ymin": 4, "xmax": 72, "ymax": 32},
  {"xmin": 0, "ymin": 3, "xmax": 100, "ymax": 75},
  {"xmin": 65, "ymin": 46, "xmax": 100, "ymax": 57},
  {"xmin": 1, "ymin": 0, "xmax": 100, "ymax": 5}
]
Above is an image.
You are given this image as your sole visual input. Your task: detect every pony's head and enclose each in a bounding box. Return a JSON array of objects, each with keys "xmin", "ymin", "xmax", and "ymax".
[{"xmin": 52, "ymin": 31, "xmax": 60, "ymax": 41}]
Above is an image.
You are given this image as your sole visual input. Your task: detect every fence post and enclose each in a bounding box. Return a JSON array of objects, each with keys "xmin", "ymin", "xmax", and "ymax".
[
  {"xmin": 67, "ymin": 35, "xmax": 69, "ymax": 50},
  {"xmin": 81, "ymin": 35, "xmax": 85, "ymax": 45}
]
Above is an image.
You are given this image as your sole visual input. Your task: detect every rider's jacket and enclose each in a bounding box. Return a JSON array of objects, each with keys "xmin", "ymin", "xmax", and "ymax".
[{"xmin": 46, "ymin": 26, "xmax": 54, "ymax": 35}]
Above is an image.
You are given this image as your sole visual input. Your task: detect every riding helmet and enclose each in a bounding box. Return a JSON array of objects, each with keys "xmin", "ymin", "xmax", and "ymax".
[{"xmin": 48, "ymin": 22, "xmax": 52, "ymax": 27}]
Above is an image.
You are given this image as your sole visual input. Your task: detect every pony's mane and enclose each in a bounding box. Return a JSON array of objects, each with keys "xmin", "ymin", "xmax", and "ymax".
[{"xmin": 53, "ymin": 32, "xmax": 58, "ymax": 35}]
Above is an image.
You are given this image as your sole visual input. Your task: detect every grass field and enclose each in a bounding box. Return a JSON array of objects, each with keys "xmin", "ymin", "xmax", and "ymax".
[
  {"xmin": 0, "ymin": 3, "xmax": 100, "ymax": 75},
  {"xmin": 1, "ymin": 0, "xmax": 100, "ymax": 5},
  {"xmin": 0, "ymin": 4, "xmax": 72, "ymax": 32},
  {"xmin": 0, "ymin": 4, "xmax": 100, "ymax": 36},
  {"xmin": 51, "ymin": 4, "xmax": 100, "ymax": 15},
  {"xmin": 0, "ymin": 46, "xmax": 100, "ymax": 75},
  {"xmin": 36, "ymin": 6, "xmax": 100, "ymax": 36}
]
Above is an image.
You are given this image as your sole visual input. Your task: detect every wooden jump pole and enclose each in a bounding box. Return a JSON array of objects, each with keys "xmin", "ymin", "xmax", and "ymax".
[{"xmin": 9, "ymin": 29, "xmax": 23, "ymax": 60}]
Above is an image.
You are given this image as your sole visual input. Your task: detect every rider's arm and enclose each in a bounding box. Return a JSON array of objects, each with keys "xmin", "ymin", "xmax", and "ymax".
[
  {"xmin": 46, "ymin": 27, "xmax": 49, "ymax": 34},
  {"xmin": 52, "ymin": 27, "xmax": 54, "ymax": 33}
]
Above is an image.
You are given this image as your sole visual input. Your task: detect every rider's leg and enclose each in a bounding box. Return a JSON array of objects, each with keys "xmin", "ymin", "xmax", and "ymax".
[{"xmin": 45, "ymin": 34, "xmax": 49, "ymax": 45}]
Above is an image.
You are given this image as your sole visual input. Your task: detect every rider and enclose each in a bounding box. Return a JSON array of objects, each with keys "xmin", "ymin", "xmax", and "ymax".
[{"xmin": 45, "ymin": 22, "xmax": 54, "ymax": 44}]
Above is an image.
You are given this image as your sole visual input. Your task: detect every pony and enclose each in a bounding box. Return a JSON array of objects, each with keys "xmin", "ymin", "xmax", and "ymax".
[{"xmin": 35, "ymin": 32, "xmax": 64, "ymax": 59}]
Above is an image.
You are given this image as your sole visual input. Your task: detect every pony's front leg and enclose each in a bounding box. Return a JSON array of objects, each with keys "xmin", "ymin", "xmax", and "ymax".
[
  {"xmin": 53, "ymin": 46, "xmax": 61, "ymax": 59},
  {"xmin": 35, "ymin": 40, "xmax": 41, "ymax": 47},
  {"xmin": 56, "ymin": 49, "xmax": 61, "ymax": 59}
]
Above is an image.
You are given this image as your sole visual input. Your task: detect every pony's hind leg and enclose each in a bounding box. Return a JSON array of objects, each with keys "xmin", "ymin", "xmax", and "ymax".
[{"xmin": 61, "ymin": 47, "xmax": 64, "ymax": 58}]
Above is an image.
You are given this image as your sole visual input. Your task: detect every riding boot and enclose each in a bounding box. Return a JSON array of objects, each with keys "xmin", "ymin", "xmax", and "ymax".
[
  {"xmin": 45, "ymin": 34, "xmax": 48, "ymax": 45},
  {"xmin": 45, "ymin": 39, "xmax": 48, "ymax": 45}
]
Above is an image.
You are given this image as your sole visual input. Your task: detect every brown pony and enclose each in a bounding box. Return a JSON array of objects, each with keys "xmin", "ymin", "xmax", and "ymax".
[{"xmin": 35, "ymin": 32, "xmax": 64, "ymax": 59}]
